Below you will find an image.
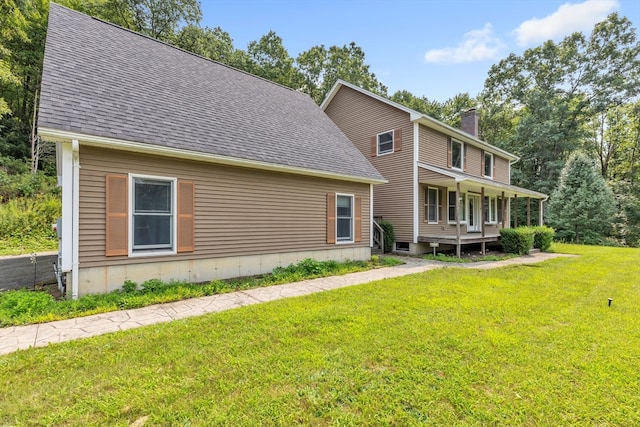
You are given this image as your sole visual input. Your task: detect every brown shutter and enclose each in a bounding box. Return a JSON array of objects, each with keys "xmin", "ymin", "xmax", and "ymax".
[
  {"xmin": 463, "ymin": 144, "xmax": 468, "ymax": 172},
  {"xmin": 326, "ymin": 193, "xmax": 336, "ymax": 244},
  {"xmin": 447, "ymin": 137, "xmax": 452, "ymax": 168},
  {"xmin": 394, "ymin": 128, "xmax": 402, "ymax": 152},
  {"xmin": 106, "ymin": 174, "xmax": 128, "ymax": 256},
  {"xmin": 177, "ymin": 180, "xmax": 195, "ymax": 253},
  {"xmin": 481, "ymin": 150, "xmax": 485, "ymax": 175},
  {"xmin": 371, "ymin": 135, "xmax": 377, "ymax": 157},
  {"xmin": 354, "ymin": 196, "xmax": 362, "ymax": 243}
]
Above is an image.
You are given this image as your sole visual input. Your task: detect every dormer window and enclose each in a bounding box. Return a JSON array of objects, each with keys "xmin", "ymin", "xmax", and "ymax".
[
  {"xmin": 451, "ymin": 140, "xmax": 463, "ymax": 170},
  {"xmin": 377, "ymin": 131, "xmax": 394, "ymax": 155}
]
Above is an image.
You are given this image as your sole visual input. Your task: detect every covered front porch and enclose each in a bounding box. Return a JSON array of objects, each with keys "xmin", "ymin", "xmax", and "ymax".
[{"xmin": 417, "ymin": 163, "xmax": 547, "ymax": 257}]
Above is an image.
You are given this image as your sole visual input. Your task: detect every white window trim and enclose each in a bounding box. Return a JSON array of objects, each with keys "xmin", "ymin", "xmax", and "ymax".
[
  {"xmin": 377, "ymin": 130, "xmax": 394, "ymax": 156},
  {"xmin": 426, "ymin": 187, "xmax": 439, "ymax": 224},
  {"xmin": 484, "ymin": 196, "xmax": 498, "ymax": 224},
  {"xmin": 451, "ymin": 139, "xmax": 464, "ymax": 171},
  {"xmin": 484, "ymin": 152, "xmax": 494, "ymax": 179},
  {"xmin": 128, "ymin": 173, "xmax": 177, "ymax": 257},
  {"xmin": 448, "ymin": 190, "xmax": 467, "ymax": 224},
  {"xmin": 336, "ymin": 193, "xmax": 354, "ymax": 244}
]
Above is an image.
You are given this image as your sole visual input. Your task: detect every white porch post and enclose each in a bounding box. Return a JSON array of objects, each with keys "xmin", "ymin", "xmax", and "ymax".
[
  {"xmin": 539, "ymin": 199, "xmax": 544, "ymax": 226},
  {"xmin": 480, "ymin": 186, "xmax": 485, "ymax": 255},
  {"xmin": 501, "ymin": 191, "xmax": 505, "ymax": 229}
]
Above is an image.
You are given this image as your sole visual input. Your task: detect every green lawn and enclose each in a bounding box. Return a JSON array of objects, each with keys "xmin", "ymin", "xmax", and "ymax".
[{"xmin": 1, "ymin": 244, "xmax": 639, "ymax": 426}]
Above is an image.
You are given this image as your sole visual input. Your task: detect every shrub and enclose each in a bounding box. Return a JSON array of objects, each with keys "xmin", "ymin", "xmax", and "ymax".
[
  {"xmin": 379, "ymin": 221, "xmax": 395, "ymax": 253},
  {"xmin": 500, "ymin": 227, "xmax": 534, "ymax": 255},
  {"xmin": 0, "ymin": 290, "xmax": 54, "ymax": 319},
  {"xmin": 122, "ymin": 280, "xmax": 138, "ymax": 293},
  {"xmin": 0, "ymin": 194, "xmax": 61, "ymax": 239},
  {"xmin": 298, "ymin": 258, "xmax": 323, "ymax": 276},
  {"xmin": 531, "ymin": 226, "xmax": 555, "ymax": 251}
]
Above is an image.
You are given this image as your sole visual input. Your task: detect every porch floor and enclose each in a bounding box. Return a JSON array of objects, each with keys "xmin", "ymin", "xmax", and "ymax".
[{"xmin": 418, "ymin": 234, "xmax": 500, "ymax": 245}]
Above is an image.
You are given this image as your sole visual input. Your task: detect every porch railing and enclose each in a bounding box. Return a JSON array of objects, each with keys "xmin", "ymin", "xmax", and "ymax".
[{"xmin": 373, "ymin": 219, "xmax": 384, "ymax": 254}]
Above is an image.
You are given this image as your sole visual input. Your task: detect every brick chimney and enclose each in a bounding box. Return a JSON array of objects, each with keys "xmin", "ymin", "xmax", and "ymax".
[{"xmin": 461, "ymin": 108, "xmax": 478, "ymax": 137}]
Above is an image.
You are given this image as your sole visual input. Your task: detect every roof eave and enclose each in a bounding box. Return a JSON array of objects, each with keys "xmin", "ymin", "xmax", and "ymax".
[
  {"xmin": 322, "ymin": 80, "xmax": 519, "ymax": 162},
  {"xmin": 39, "ymin": 127, "xmax": 388, "ymax": 185},
  {"xmin": 418, "ymin": 162, "xmax": 547, "ymax": 200}
]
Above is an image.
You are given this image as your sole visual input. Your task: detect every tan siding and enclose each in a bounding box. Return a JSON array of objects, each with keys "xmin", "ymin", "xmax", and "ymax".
[
  {"xmin": 78, "ymin": 146, "xmax": 371, "ymax": 268},
  {"xmin": 494, "ymin": 156, "xmax": 510, "ymax": 184},
  {"xmin": 325, "ymin": 86, "xmax": 414, "ymax": 242},
  {"xmin": 466, "ymin": 145, "xmax": 482, "ymax": 177},
  {"xmin": 418, "ymin": 125, "xmax": 448, "ymax": 168},
  {"xmin": 419, "ymin": 124, "xmax": 512, "ymax": 185}
]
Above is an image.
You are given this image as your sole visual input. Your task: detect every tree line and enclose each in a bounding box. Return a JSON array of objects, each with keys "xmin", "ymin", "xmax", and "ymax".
[{"xmin": 1, "ymin": 0, "xmax": 639, "ymax": 246}]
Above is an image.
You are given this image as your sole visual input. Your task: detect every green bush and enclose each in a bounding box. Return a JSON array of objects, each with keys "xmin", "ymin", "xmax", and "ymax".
[
  {"xmin": 0, "ymin": 193, "xmax": 61, "ymax": 239},
  {"xmin": 500, "ymin": 227, "xmax": 534, "ymax": 255},
  {"xmin": 379, "ymin": 221, "xmax": 395, "ymax": 253},
  {"xmin": 0, "ymin": 290, "xmax": 54, "ymax": 319},
  {"xmin": 531, "ymin": 226, "xmax": 555, "ymax": 251}
]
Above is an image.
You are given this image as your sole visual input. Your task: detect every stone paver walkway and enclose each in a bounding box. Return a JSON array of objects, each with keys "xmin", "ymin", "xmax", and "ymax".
[{"xmin": 0, "ymin": 252, "xmax": 568, "ymax": 355}]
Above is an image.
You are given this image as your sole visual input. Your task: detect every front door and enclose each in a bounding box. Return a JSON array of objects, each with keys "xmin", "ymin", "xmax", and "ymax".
[{"xmin": 467, "ymin": 195, "xmax": 481, "ymax": 232}]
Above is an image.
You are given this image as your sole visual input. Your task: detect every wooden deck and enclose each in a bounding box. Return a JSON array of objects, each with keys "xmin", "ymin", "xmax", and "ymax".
[{"xmin": 417, "ymin": 234, "xmax": 501, "ymax": 245}]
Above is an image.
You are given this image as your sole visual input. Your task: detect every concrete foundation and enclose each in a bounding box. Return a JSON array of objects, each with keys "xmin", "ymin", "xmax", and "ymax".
[{"xmin": 73, "ymin": 247, "xmax": 372, "ymax": 295}]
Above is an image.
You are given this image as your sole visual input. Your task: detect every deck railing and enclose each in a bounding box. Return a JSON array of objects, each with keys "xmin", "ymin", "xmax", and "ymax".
[{"xmin": 373, "ymin": 219, "xmax": 384, "ymax": 253}]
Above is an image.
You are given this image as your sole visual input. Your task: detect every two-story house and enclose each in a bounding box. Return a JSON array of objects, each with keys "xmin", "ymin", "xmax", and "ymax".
[{"xmin": 322, "ymin": 80, "xmax": 547, "ymax": 257}]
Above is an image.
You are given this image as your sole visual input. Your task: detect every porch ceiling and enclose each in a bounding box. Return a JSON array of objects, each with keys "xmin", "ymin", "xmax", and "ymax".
[{"xmin": 418, "ymin": 163, "xmax": 547, "ymax": 200}]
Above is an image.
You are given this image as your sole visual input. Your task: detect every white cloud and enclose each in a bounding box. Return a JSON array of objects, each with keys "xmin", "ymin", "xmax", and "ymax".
[
  {"xmin": 424, "ymin": 23, "xmax": 505, "ymax": 64},
  {"xmin": 513, "ymin": 0, "xmax": 619, "ymax": 47}
]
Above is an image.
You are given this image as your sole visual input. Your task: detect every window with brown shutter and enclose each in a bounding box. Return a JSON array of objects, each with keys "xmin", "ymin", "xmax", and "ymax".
[
  {"xmin": 106, "ymin": 174, "xmax": 128, "ymax": 256},
  {"xmin": 394, "ymin": 128, "xmax": 402, "ymax": 152},
  {"xmin": 463, "ymin": 144, "xmax": 468, "ymax": 172},
  {"xmin": 326, "ymin": 193, "xmax": 336, "ymax": 243},
  {"xmin": 354, "ymin": 196, "xmax": 362, "ymax": 243},
  {"xmin": 177, "ymin": 180, "xmax": 195, "ymax": 253}
]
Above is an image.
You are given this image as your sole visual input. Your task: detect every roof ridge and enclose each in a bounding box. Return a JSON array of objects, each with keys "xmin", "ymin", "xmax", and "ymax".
[{"xmin": 49, "ymin": 2, "xmax": 300, "ymax": 95}]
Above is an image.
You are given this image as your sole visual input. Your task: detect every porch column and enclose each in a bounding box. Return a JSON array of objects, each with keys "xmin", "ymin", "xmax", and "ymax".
[
  {"xmin": 539, "ymin": 199, "xmax": 544, "ymax": 226},
  {"xmin": 480, "ymin": 187, "xmax": 485, "ymax": 255},
  {"xmin": 514, "ymin": 195, "xmax": 518, "ymax": 228},
  {"xmin": 456, "ymin": 182, "xmax": 461, "ymax": 258},
  {"xmin": 527, "ymin": 197, "xmax": 531, "ymax": 226},
  {"xmin": 501, "ymin": 191, "xmax": 505, "ymax": 229}
]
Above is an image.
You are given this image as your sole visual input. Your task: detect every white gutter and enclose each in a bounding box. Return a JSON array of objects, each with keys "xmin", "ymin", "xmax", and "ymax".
[
  {"xmin": 369, "ymin": 184, "xmax": 374, "ymax": 248},
  {"xmin": 71, "ymin": 139, "xmax": 80, "ymax": 299},
  {"xmin": 413, "ymin": 122, "xmax": 419, "ymax": 244},
  {"xmin": 39, "ymin": 128, "xmax": 387, "ymax": 186}
]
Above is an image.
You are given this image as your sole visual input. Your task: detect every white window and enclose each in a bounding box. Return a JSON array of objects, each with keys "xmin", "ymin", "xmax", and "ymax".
[
  {"xmin": 483, "ymin": 196, "xmax": 497, "ymax": 224},
  {"xmin": 426, "ymin": 187, "xmax": 439, "ymax": 224},
  {"xmin": 452, "ymin": 140, "xmax": 463, "ymax": 170},
  {"xmin": 130, "ymin": 175, "xmax": 176, "ymax": 254},
  {"xmin": 484, "ymin": 152, "xmax": 493, "ymax": 178},
  {"xmin": 377, "ymin": 130, "xmax": 394, "ymax": 155},
  {"xmin": 448, "ymin": 191, "xmax": 467, "ymax": 223},
  {"xmin": 336, "ymin": 194, "xmax": 353, "ymax": 242}
]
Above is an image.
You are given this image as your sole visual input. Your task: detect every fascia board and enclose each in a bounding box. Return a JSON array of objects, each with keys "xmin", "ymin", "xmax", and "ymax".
[{"xmin": 39, "ymin": 128, "xmax": 387, "ymax": 185}]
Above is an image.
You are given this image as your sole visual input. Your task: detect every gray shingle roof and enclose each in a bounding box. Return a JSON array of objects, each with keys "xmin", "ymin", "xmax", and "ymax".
[{"xmin": 39, "ymin": 3, "xmax": 384, "ymax": 182}]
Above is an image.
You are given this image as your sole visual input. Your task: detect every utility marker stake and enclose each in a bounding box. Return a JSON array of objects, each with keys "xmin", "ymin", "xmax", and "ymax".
[{"xmin": 608, "ymin": 298, "xmax": 613, "ymax": 307}]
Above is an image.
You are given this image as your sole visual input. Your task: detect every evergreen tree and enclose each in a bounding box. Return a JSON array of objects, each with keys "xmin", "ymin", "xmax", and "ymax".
[{"xmin": 547, "ymin": 152, "xmax": 616, "ymax": 244}]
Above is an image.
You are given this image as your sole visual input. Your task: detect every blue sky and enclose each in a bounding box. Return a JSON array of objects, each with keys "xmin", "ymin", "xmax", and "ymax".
[{"xmin": 201, "ymin": 0, "xmax": 640, "ymax": 101}]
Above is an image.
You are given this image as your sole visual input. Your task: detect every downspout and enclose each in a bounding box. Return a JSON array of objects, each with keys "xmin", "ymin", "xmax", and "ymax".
[
  {"xmin": 370, "ymin": 183, "xmax": 374, "ymax": 248},
  {"xmin": 413, "ymin": 122, "xmax": 419, "ymax": 246},
  {"xmin": 71, "ymin": 139, "xmax": 80, "ymax": 299}
]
